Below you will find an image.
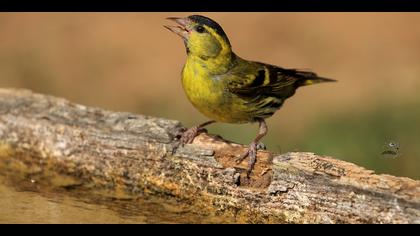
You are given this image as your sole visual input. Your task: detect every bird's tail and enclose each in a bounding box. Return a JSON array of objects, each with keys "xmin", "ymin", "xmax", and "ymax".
[{"xmin": 295, "ymin": 70, "xmax": 337, "ymax": 87}]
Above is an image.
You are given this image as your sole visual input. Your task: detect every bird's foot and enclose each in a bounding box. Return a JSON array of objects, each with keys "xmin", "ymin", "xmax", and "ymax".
[
  {"xmin": 235, "ymin": 142, "xmax": 265, "ymax": 177},
  {"xmin": 178, "ymin": 126, "xmax": 207, "ymax": 145},
  {"xmin": 256, "ymin": 142, "xmax": 267, "ymax": 150}
]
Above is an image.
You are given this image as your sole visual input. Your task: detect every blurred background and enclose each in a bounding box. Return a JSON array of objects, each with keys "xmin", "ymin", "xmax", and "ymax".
[{"xmin": 0, "ymin": 13, "xmax": 419, "ymax": 179}]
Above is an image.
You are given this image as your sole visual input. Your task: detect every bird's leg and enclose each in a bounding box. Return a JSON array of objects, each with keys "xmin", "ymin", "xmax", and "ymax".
[
  {"xmin": 179, "ymin": 120, "xmax": 216, "ymax": 145},
  {"xmin": 235, "ymin": 119, "xmax": 268, "ymax": 177}
]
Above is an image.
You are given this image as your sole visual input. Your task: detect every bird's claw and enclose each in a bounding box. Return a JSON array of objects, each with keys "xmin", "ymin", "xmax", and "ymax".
[
  {"xmin": 256, "ymin": 142, "xmax": 266, "ymax": 150},
  {"xmin": 179, "ymin": 127, "xmax": 198, "ymax": 145},
  {"xmin": 178, "ymin": 126, "xmax": 207, "ymax": 145},
  {"xmin": 235, "ymin": 142, "xmax": 259, "ymax": 177}
]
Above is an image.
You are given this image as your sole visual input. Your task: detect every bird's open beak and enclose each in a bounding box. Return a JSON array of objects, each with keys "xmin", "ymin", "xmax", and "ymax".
[{"xmin": 164, "ymin": 17, "xmax": 190, "ymax": 40}]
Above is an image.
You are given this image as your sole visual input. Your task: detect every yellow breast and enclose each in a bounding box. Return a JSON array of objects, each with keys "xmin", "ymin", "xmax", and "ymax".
[
  {"xmin": 181, "ymin": 56, "xmax": 267, "ymax": 123},
  {"xmin": 182, "ymin": 59, "xmax": 232, "ymax": 122}
]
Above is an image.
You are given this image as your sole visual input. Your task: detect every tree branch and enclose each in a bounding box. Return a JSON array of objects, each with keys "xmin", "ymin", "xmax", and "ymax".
[{"xmin": 0, "ymin": 88, "xmax": 418, "ymax": 223}]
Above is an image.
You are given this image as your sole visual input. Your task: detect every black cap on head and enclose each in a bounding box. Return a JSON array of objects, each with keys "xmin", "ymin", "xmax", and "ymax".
[{"xmin": 187, "ymin": 15, "xmax": 231, "ymax": 46}]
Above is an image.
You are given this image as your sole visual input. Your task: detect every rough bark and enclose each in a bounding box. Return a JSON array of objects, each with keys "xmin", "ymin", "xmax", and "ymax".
[{"xmin": 0, "ymin": 88, "xmax": 418, "ymax": 223}]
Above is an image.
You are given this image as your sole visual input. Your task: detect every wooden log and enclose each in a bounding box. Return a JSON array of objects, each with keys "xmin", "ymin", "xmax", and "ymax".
[{"xmin": 0, "ymin": 88, "xmax": 418, "ymax": 223}]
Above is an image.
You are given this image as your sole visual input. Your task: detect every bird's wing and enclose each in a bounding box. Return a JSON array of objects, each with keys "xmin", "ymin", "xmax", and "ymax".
[
  {"xmin": 226, "ymin": 60, "xmax": 334, "ymax": 98},
  {"xmin": 222, "ymin": 58, "xmax": 335, "ymax": 120},
  {"xmin": 226, "ymin": 62, "xmax": 300, "ymax": 98}
]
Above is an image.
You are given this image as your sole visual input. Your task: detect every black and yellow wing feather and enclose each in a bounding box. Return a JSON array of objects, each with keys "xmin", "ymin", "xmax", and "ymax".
[{"xmin": 225, "ymin": 57, "xmax": 336, "ymax": 120}]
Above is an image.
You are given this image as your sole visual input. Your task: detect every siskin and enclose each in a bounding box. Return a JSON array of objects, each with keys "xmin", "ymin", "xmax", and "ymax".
[{"xmin": 165, "ymin": 15, "xmax": 335, "ymax": 176}]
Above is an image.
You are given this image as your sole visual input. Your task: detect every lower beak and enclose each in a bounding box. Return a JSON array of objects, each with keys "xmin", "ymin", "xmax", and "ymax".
[{"xmin": 164, "ymin": 17, "xmax": 190, "ymax": 40}]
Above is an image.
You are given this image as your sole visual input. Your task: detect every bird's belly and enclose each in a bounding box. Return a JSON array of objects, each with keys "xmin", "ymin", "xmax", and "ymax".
[{"xmin": 182, "ymin": 74, "xmax": 252, "ymax": 123}]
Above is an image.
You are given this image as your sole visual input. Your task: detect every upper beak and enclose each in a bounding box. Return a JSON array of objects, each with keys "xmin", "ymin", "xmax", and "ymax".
[{"xmin": 164, "ymin": 17, "xmax": 190, "ymax": 40}]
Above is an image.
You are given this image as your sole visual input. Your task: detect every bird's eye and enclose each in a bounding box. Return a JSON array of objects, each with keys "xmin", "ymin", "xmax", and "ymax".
[{"xmin": 195, "ymin": 25, "xmax": 205, "ymax": 33}]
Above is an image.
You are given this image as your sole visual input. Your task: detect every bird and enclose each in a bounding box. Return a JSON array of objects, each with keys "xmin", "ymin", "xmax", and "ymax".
[{"xmin": 164, "ymin": 15, "xmax": 335, "ymax": 177}]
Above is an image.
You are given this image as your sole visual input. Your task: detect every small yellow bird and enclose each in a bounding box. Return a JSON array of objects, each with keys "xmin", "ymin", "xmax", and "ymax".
[{"xmin": 165, "ymin": 15, "xmax": 335, "ymax": 176}]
